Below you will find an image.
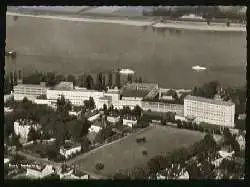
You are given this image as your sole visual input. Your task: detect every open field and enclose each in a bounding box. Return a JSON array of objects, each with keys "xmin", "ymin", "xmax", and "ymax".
[{"xmin": 75, "ymin": 126, "xmax": 204, "ymax": 177}]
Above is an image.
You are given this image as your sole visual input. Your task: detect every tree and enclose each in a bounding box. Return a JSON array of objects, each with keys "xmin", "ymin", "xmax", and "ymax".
[
  {"xmin": 66, "ymin": 120, "xmax": 84, "ymax": 141},
  {"xmin": 127, "ymin": 75, "xmax": 132, "ymax": 83},
  {"xmin": 202, "ymin": 81, "xmax": 220, "ymax": 99},
  {"xmin": 27, "ymin": 127, "xmax": 41, "ymax": 142},
  {"xmin": 138, "ymin": 77, "xmax": 143, "ymax": 83},
  {"xmin": 84, "ymin": 75, "xmax": 94, "ymax": 89},
  {"xmin": 56, "ymin": 95, "xmax": 72, "ymax": 120},
  {"xmin": 10, "ymin": 134, "xmax": 22, "ymax": 149},
  {"xmin": 115, "ymin": 72, "xmax": 120, "ymax": 88},
  {"xmin": 67, "ymin": 74, "xmax": 77, "ymax": 86},
  {"xmin": 133, "ymin": 105, "xmax": 143, "ymax": 119},
  {"xmin": 46, "ymin": 72, "xmax": 56, "ymax": 86},
  {"xmin": 55, "ymin": 74, "xmax": 66, "ymax": 84},
  {"xmin": 80, "ymin": 136, "xmax": 91, "ymax": 152},
  {"xmin": 89, "ymin": 97, "xmax": 95, "ymax": 110},
  {"xmin": 103, "ymin": 104, "xmax": 108, "ymax": 115},
  {"xmin": 95, "ymin": 162, "xmax": 104, "ymax": 170},
  {"xmin": 108, "ymin": 72, "xmax": 113, "ymax": 88},
  {"xmin": 77, "ymin": 74, "xmax": 86, "ymax": 87},
  {"xmin": 96, "ymin": 73, "xmax": 103, "ymax": 90}
]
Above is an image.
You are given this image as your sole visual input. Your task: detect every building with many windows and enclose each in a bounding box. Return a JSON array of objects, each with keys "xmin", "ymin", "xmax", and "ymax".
[
  {"xmin": 184, "ymin": 95, "xmax": 235, "ymax": 127},
  {"xmin": 13, "ymin": 82, "xmax": 47, "ymax": 101},
  {"xmin": 47, "ymin": 82, "xmax": 104, "ymax": 106}
]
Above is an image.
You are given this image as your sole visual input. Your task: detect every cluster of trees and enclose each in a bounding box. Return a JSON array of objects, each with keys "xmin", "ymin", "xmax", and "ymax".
[
  {"xmin": 83, "ymin": 97, "xmax": 95, "ymax": 110},
  {"xmin": 175, "ymin": 120, "xmax": 222, "ymax": 135},
  {"xmin": 144, "ymin": 6, "xmax": 246, "ymax": 23},
  {"xmin": 5, "ymin": 96, "xmax": 91, "ymax": 152},
  {"xmin": 13, "ymin": 70, "xmax": 123, "ymax": 90}
]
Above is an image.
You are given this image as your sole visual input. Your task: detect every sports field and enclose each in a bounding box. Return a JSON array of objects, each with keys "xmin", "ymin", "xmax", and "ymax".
[{"xmin": 76, "ymin": 126, "xmax": 204, "ymax": 177}]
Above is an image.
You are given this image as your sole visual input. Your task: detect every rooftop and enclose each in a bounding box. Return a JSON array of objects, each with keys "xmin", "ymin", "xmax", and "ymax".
[
  {"xmin": 99, "ymin": 96, "xmax": 112, "ymax": 100},
  {"xmin": 184, "ymin": 95, "xmax": 235, "ymax": 106},
  {"xmin": 54, "ymin": 81, "xmax": 74, "ymax": 90},
  {"xmin": 122, "ymin": 88, "xmax": 150, "ymax": 98},
  {"xmin": 14, "ymin": 84, "xmax": 46, "ymax": 88}
]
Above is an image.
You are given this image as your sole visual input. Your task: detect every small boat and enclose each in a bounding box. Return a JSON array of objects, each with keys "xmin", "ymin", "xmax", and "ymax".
[
  {"xmin": 5, "ymin": 51, "xmax": 17, "ymax": 57},
  {"xmin": 192, "ymin": 65, "xmax": 207, "ymax": 71}
]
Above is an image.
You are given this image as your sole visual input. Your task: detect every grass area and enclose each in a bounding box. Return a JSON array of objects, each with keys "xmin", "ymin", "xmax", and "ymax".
[
  {"xmin": 76, "ymin": 126, "xmax": 204, "ymax": 177},
  {"xmin": 23, "ymin": 142, "xmax": 55, "ymax": 157}
]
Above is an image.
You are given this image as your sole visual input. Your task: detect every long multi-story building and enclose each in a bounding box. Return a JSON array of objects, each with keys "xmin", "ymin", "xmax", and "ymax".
[
  {"xmin": 47, "ymin": 88, "xmax": 104, "ymax": 107},
  {"xmin": 184, "ymin": 95, "xmax": 235, "ymax": 128},
  {"xmin": 13, "ymin": 82, "xmax": 47, "ymax": 101}
]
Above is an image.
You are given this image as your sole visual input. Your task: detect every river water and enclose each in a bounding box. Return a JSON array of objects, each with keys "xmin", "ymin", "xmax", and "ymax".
[{"xmin": 5, "ymin": 15, "xmax": 246, "ymax": 89}]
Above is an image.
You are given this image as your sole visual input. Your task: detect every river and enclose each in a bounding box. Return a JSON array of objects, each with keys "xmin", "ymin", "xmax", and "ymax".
[{"xmin": 5, "ymin": 15, "xmax": 246, "ymax": 89}]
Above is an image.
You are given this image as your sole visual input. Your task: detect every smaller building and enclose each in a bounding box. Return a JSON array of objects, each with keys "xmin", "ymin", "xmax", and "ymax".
[
  {"xmin": 4, "ymin": 107, "xmax": 13, "ymax": 113},
  {"xmin": 107, "ymin": 116, "xmax": 120, "ymax": 123},
  {"xmin": 59, "ymin": 141, "xmax": 81, "ymax": 159},
  {"xmin": 14, "ymin": 82, "xmax": 48, "ymax": 101},
  {"xmin": 123, "ymin": 118, "xmax": 137, "ymax": 127},
  {"xmin": 87, "ymin": 113, "xmax": 101, "ymax": 123},
  {"xmin": 33, "ymin": 99, "xmax": 49, "ymax": 105},
  {"xmin": 26, "ymin": 165, "xmax": 55, "ymax": 178},
  {"xmin": 14, "ymin": 119, "xmax": 41, "ymax": 144},
  {"xmin": 69, "ymin": 110, "xmax": 82, "ymax": 119},
  {"xmin": 89, "ymin": 125, "xmax": 102, "ymax": 133}
]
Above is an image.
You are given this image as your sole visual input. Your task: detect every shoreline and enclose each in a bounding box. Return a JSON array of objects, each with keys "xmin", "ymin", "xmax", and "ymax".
[{"xmin": 7, "ymin": 11, "xmax": 246, "ymax": 32}]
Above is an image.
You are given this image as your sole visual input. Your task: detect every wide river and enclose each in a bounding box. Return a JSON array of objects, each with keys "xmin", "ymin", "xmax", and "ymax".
[{"xmin": 5, "ymin": 15, "xmax": 246, "ymax": 89}]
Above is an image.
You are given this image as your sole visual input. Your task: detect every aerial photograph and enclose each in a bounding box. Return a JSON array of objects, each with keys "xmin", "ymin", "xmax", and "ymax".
[{"xmin": 4, "ymin": 6, "xmax": 246, "ymax": 180}]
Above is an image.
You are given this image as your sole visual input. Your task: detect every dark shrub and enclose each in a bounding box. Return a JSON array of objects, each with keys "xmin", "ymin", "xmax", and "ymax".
[{"xmin": 96, "ymin": 162, "xmax": 104, "ymax": 170}]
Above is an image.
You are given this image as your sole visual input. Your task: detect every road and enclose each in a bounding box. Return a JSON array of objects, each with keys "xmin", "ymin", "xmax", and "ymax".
[{"xmin": 7, "ymin": 12, "xmax": 246, "ymax": 32}]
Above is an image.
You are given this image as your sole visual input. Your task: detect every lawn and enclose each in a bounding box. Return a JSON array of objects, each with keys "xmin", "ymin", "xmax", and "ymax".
[
  {"xmin": 23, "ymin": 142, "xmax": 56, "ymax": 157},
  {"xmin": 76, "ymin": 126, "xmax": 204, "ymax": 177}
]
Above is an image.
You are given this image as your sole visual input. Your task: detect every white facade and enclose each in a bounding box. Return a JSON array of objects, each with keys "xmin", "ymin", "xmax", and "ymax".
[
  {"xmin": 88, "ymin": 113, "xmax": 101, "ymax": 122},
  {"xmin": 142, "ymin": 101, "xmax": 184, "ymax": 115},
  {"xmin": 174, "ymin": 114, "xmax": 187, "ymax": 122},
  {"xmin": 107, "ymin": 116, "xmax": 120, "ymax": 123},
  {"xmin": 123, "ymin": 119, "xmax": 137, "ymax": 127},
  {"xmin": 33, "ymin": 99, "xmax": 49, "ymax": 105},
  {"xmin": 4, "ymin": 107, "xmax": 13, "ymax": 113},
  {"xmin": 4, "ymin": 92, "xmax": 13, "ymax": 103},
  {"xmin": 89, "ymin": 125, "xmax": 102, "ymax": 133},
  {"xmin": 184, "ymin": 96, "xmax": 235, "ymax": 128},
  {"xmin": 14, "ymin": 83, "xmax": 47, "ymax": 101},
  {"xmin": 26, "ymin": 165, "xmax": 55, "ymax": 178},
  {"xmin": 14, "ymin": 120, "xmax": 41, "ymax": 143},
  {"xmin": 47, "ymin": 88, "xmax": 104, "ymax": 106},
  {"xmin": 59, "ymin": 145, "xmax": 81, "ymax": 159}
]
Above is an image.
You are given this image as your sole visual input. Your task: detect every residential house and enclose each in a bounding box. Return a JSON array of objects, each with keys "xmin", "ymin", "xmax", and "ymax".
[{"xmin": 26, "ymin": 165, "xmax": 55, "ymax": 178}]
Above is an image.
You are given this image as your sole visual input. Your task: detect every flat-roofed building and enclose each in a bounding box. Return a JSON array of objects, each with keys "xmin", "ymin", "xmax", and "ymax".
[
  {"xmin": 47, "ymin": 82, "xmax": 104, "ymax": 106},
  {"xmin": 14, "ymin": 82, "xmax": 47, "ymax": 101},
  {"xmin": 184, "ymin": 95, "xmax": 235, "ymax": 128},
  {"xmin": 142, "ymin": 101, "xmax": 184, "ymax": 115}
]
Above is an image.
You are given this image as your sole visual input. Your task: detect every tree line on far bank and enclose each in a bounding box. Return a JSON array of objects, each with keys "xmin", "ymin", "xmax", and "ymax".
[{"xmin": 4, "ymin": 71, "xmax": 144, "ymax": 94}]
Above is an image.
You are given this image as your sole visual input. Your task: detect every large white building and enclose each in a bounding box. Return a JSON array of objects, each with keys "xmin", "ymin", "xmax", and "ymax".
[
  {"xmin": 14, "ymin": 82, "xmax": 47, "ymax": 101},
  {"xmin": 59, "ymin": 142, "xmax": 82, "ymax": 159},
  {"xmin": 47, "ymin": 82, "xmax": 104, "ymax": 106},
  {"xmin": 184, "ymin": 95, "xmax": 235, "ymax": 128}
]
